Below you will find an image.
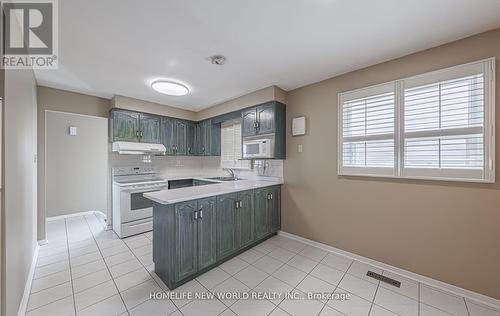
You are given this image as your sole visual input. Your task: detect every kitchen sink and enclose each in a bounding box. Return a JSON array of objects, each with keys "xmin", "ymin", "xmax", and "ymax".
[{"xmin": 206, "ymin": 176, "xmax": 246, "ymax": 181}]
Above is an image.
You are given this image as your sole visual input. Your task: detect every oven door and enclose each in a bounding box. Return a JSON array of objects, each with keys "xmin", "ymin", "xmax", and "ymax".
[{"xmin": 120, "ymin": 186, "xmax": 166, "ymax": 223}]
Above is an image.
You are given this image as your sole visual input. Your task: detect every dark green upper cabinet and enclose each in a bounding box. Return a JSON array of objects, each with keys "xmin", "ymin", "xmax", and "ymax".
[
  {"xmin": 240, "ymin": 102, "xmax": 286, "ymax": 159},
  {"xmin": 175, "ymin": 120, "xmax": 188, "ymax": 155},
  {"xmin": 161, "ymin": 117, "xmax": 176, "ymax": 155},
  {"xmin": 210, "ymin": 122, "xmax": 221, "ymax": 156},
  {"xmin": 256, "ymin": 104, "xmax": 276, "ymax": 135},
  {"xmin": 186, "ymin": 122, "xmax": 196, "ymax": 155},
  {"xmin": 195, "ymin": 120, "xmax": 221, "ymax": 156},
  {"xmin": 161, "ymin": 117, "xmax": 193, "ymax": 155},
  {"xmin": 110, "ymin": 110, "xmax": 161, "ymax": 143},
  {"xmin": 242, "ymin": 109, "xmax": 258, "ymax": 137},
  {"xmin": 241, "ymin": 102, "xmax": 284, "ymax": 137},
  {"xmin": 110, "ymin": 110, "xmax": 140, "ymax": 142},
  {"xmin": 139, "ymin": 114, "xmax": 161, "ymax": 143}
]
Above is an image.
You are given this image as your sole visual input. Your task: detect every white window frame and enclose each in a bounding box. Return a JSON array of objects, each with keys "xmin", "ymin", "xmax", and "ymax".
[
  {"xmin": 221, "ymin": 119, "xmax": 251, "ymax": 170},
  {"xmin": 338, "ymin": 58, "xmax": 495, "ymax": 183}
]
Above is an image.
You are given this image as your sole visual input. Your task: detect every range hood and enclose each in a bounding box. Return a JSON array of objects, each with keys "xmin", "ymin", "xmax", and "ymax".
[{"xmin": 112, "ymin": 141, "xmax": 166, "ymax": 155}]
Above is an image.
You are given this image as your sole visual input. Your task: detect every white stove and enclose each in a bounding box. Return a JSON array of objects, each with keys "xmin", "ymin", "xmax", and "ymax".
[{"xmin": 112, "ymin": 166, "xmax": 167, "ymax": 238}]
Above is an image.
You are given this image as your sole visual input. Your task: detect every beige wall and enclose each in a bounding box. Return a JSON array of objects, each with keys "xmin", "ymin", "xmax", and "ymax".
[
  {"xmin": 196, "ymin": 86, "xmax": 287, "ymax": 120},
  {"xmin": 3, "ymin": 69, "xmax": 38, "ymax": 316},
  {"xmin": 284, "ymin": 28, "xmax": 500, "ymax": 299},
  {"xmin": 45, "ymin": 111, "xmax": 108, "ymax": 217},
  {"xmin": 112, "ymin": 95, "xmax": 196, "ymax": 121},
  {"xmin": 37, "ymin": 86, "xmax": 110, "ymax": 240}
]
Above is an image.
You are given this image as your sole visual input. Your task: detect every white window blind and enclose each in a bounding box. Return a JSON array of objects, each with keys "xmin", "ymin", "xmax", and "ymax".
[
  {"xmin": 338, "ymin": 58, "xmax": 495, "ymax": 182},
  {"xmin": 339, "ymin": 83, "xmax": 396, "ymax": 176},
  {"xmin": 221, "ymin": 120, "xmax": 250, "ymax": 169}
]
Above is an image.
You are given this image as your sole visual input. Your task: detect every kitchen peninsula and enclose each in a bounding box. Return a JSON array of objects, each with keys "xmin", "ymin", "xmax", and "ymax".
[{"xmin": 144, "ymin": 178, "xmax": 282, "ymax": 289}]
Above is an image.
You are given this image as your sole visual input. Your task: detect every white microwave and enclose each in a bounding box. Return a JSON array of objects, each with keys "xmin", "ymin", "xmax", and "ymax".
[{"xmin": 242, "ymin": 136, "xmax": 274, "ymax": 159}]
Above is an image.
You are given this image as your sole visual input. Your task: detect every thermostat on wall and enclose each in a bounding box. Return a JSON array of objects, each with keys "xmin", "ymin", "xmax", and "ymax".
[{"xmin": 292, "ymin": 116, "xmax": 306, "ymax": 136}]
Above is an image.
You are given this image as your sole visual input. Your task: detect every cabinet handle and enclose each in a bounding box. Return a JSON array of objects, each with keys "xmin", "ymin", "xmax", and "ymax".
[
  {"xmin": 136, "ymin": 131, "xmax": 139, "ymax": 138},
  {"xmin": 270, "ymin": 193, "xmax": 273, "ymax": 200},
  {"xmin": 199, "ymin": 209, "xmax": 203, "ymax": 219},
  {"xmin": 234, "ymin": 201, "xmax": 239, "ymax": 209},
  {"xmin": 194, "ymin": 211, "xmax": 198, "ymax": 220},
  {"xmin": 239, "ymin": 201, "xmax": 243, "ymax": 208}
]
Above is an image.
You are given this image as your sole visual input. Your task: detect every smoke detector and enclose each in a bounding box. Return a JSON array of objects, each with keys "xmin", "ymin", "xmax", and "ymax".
[{"xmin": 209, "ymin": 55, "xmax": 226, "ymax": 65}]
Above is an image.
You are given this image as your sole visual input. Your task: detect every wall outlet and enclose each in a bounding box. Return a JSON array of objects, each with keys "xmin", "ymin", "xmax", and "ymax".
[{"xmin": 298, "ymin": 144, "xmax": 303, "ymax": 153}]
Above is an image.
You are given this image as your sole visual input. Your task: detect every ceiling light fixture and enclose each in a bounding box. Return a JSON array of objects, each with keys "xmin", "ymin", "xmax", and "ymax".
[{"xmin": 151, "ymin": 80, "xmax": 189, "ymax": 96}]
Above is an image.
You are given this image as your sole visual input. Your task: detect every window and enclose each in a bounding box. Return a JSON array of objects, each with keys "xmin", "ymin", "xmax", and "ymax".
[
  {"xmin": 338, "ymin": 58, "xmax": 495, "ymax": 182},
  {"xmin": 221, "ymin": 119, "xmax": 250, "ymax": 169}
]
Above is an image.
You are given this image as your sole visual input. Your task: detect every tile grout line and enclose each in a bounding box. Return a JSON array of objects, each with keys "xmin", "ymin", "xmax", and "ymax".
[
  {"xmin": 418, "ymin": 282, "xmax": 421, "ymax": 316},
  {"xmin": 64, "ymin": 218, "xmax": 78, "ymax": 316},
  {"xmin": 118, "ymin": 229, "xmax": 187, "ymax": 316},
  {"xmin": 367, "ymin": 279, "xmax": 381, "ymax": 316},
  {"xmin": 83, "ymin": 215, "xmax": 130, "ymax": 315},
  {"xmin": 268, "ymin": 242, "xmax": 329, "ymax": 316},
  {"xmin": 464, "ymin": 297, "xmax": 471, "ymax": 316}
]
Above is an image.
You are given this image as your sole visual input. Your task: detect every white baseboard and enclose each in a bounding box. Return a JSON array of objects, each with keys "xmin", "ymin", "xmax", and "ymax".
[
  {"xmin": 278, "ymin": 231, "xmax": 500, "ymax": 310},
  {"xmin": 46, "ymin": 210, "xmax": 107, "ymax": 222},
  {"xmin": 37, "ymin": 239, "xmax": 48, "ymax": 246},
  {"xmin": 16, "ymin": 243, "xmax": 39, "ymax": 316}
]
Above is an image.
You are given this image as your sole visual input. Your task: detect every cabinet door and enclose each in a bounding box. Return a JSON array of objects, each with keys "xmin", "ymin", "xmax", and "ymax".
[
  {"xmin": 186, "ymin": 123, "xmax": 196, "ymax": 155},
  {"xmin": 175, "ymin": 120, "xmax": 187, "ymax": 155},
  {"xmin": 210, "ymin": 122, "xmax": 221, "ymax": 156},
  {"xmin": 112, "ymin": 111, "xmax": 139, "ymax": 142},
  {"xmin": 241, "ymin": 109, "xmax": 257, "ymax": 137},
  {"xmin": 269, "ymin": 186, "xmax": 281, "ymax": 232},
  {"xmin": 254, "ymin": 188, "xmax": 270, "ymax": 239},
  {"xmin": 161, "ymin": 118, "xmax": 176, "ymax": 155},
  {"xmin": 139, "ymin": 114, "xmax": 161, "ymax": 143},
  {"xmin": 175, "ymin": 201, "xmax": 198, "ymax": 281},
  {"xmin": 237, "ymin": 190, "xmax": 255, "ymax": 249},
  {"xmin": 196, "ymin": 122, "xmax": 206, "ymax": 155},
  {"xmin": 197, "ymin": 197, "xmax": 217, "ymax": 270},
  {"xmin": 216, "ymin": 193, "xmax": 237, "ymax": 260},
  {"xmin": 256, "ymin": 103, "xmax": 275, "ymax": 135},
  {"xmin": 203, "ymin": 121, "xmax": 212, "ymax": 156}
]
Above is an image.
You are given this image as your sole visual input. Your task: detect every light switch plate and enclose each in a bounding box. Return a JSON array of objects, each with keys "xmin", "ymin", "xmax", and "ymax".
[
  {"xmin": 298, "ymin": 144, "xmax": 303, "ymax": 153},
  {"xmin": 69, "ymin": 126, "xmax": 77, "ymax": 136}
]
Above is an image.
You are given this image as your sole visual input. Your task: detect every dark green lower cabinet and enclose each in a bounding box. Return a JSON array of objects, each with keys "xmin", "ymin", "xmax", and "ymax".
[
  {"xmin": 216, "ymin": 193, "xmax": 238, "ymax": 260},
  {"xmin": 175, "ymin": 201, "xmax": 198, "ymax": 281},
  {"xmin": 269, "ymin": 186, "xmax": 281, "ymax": 232},
  {"xmin": 153, "ymin": 185, "xmax": 281, "ymax": 290},
  {"xmin": 197, "ymin": 198, "xmax": 217, "ymax": 270},
  {"xmin": 254, "ymin": 185, "xmax": 281, "ymax": 240},
  {"xmin": 174, "ymin": 197, "xmax": 217, "ymax": 282},
  {"xmin": 237, "ymin": 190, "xmax": 254, "ymax": 248},
  {"xmin": 254, "ymin": 188, "xmax": 270, "ymax": 240}
]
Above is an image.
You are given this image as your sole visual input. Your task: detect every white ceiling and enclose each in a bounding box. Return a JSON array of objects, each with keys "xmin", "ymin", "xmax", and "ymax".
[{"xmin": 35, "ymin": 0, "xmax": 500, "ymax": 111}]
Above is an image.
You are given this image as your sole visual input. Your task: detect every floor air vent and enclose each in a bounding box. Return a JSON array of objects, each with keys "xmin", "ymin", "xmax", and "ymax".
[{"xmin": 366, "ymin": 271, "xmax": 401, "ymax": 288}]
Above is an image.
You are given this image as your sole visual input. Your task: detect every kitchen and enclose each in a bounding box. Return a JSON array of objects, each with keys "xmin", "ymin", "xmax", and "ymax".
[{"xmin": 1, "ymin": 1, "xmax": 500, "ymax": 316}]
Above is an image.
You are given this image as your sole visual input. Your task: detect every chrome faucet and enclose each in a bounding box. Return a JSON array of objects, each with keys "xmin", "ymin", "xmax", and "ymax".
[{"xmin": 223, "ymin": 168, "xmax": 235, "ymax": 178}]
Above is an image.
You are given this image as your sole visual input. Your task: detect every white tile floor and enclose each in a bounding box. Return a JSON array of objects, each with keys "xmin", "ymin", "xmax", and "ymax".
[{"xmin": 26, "ymin": 214, "xmax": 499, "ymax": 316}]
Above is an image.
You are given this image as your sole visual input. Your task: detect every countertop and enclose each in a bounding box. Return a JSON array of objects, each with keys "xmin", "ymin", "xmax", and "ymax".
[{"xmin": 143, "ymin": 177, "xmax": 282, "ymax": 205}]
